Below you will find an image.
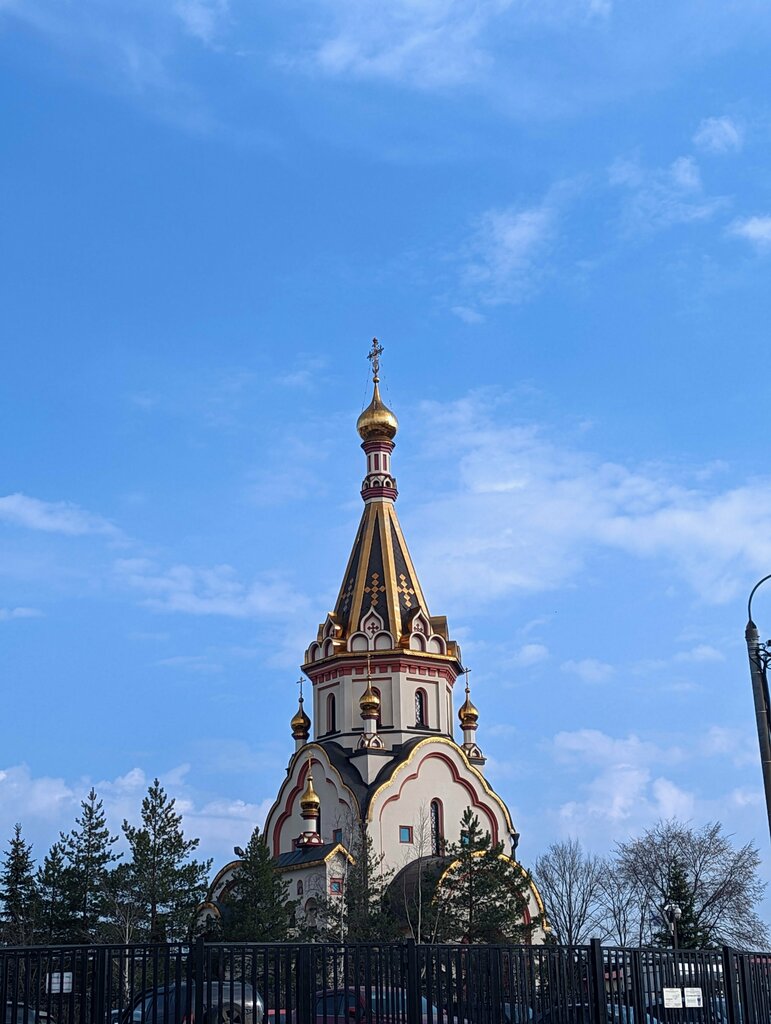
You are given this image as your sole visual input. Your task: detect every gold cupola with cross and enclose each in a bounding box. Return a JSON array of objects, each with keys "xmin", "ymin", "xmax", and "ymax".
[{"xmin": 302, "ymin": 339, "xmax": 463, "ymax": 779}]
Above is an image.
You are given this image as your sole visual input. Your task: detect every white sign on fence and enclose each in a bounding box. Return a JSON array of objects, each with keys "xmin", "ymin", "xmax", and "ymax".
[
  {"xmin": 47, "ymin": 972, "xmax": 73, "ymax": 995},
  {"xmin": 663, "ymin": 988, "xmax": 683, "ymax": 1008},
  {"xmin": 684, "ymin": 988, "xmax": 704, "ymax": 1008}
]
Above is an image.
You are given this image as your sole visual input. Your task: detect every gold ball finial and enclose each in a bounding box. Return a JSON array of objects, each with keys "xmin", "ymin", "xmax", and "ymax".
[
  {"xmin": 291, "ymin": 696, "xmax": 311, "ymax": 739},
  {"xmin": 357, "ymin": 339, "xmax": 399, "ymax": 441},
  {"xmin": 360, "ymin": 682, "xmax": 381, "ymax": 719},
  {"xmin": 300, "ymin": 760, "xmax": 321, "ymax": 815},
  {"xmin": 458, "ymin": 670, "xmax": 479, "ymax": 729}
]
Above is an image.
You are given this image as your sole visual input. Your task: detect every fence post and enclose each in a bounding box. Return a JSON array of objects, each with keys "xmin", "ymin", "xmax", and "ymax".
[
  {"xmin": 296, "ymin": 945, "xmax": 312, "ymax": 1024},
  {"xmin": 589, "ymin": 939, "xmax": 606, "ymax": 1024},
  {"xmin": 92, "ymin": 947, "xmax": 107, "ymax": 1024},
  {"xmin": 721, "ymin": 946, "xmax": 740, "ymax": 1024},
  {"xmin": 738, "ymin": 954, "xmax": 755, "ymax": 1024},
  {"xmin": 406, "ymin": 940, "xmax": 420, "ymax": 1024},
  {"xmin": 194, "ymin": 937, "xmax": 205, "ymax": 1024}
]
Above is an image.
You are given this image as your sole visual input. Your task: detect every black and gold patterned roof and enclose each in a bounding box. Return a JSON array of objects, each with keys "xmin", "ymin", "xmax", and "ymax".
[{"xmin": 332, "ymin": 499, "xmax": 428, "ymax": 642}]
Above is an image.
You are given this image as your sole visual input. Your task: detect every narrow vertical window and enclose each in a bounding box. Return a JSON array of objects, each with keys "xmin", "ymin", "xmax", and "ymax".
[
  {"xmin": 430, "ymin": 799, "xmax": 444, "ymax": 856},
  {"xmin": 373, "ymin": 687, "xmax": 382, "ymax": 728},
  {"xmin": 415, "ymin": 689, "xmax": 427, "ymax": 727},
  {"xmin": 374, "ymin": 453, "xmax": 380, "ymax": 470},
  {"xmin": 327, "ymin": 692, "xmax": 336, "ymax": 733}
]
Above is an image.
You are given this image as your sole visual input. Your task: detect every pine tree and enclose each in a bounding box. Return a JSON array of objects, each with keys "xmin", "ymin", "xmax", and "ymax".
[
  {"xmin": 437, "ymin": 808, "xmax": 539, "ymax": 943},
  {"xmin": 37, "ymin": 842, "xmax": 72, "ymax": 943},
  {"xmin": 59, "ymin": 787, "xmax": 121, "ymax": 941},
  {"xmin": 220, "ymin": 825, "xmax": 294, "ymax": 941},
  {"xmin": 0, "ymin": 823, "xmax": 38, "ymax": 944},
  {"xmin": 652, "ymin": 858, "xmax": 706, "ymax": 949},
  {"xmin": 122, "ymin": 778, "xmax": 212, "ymax": 942}
]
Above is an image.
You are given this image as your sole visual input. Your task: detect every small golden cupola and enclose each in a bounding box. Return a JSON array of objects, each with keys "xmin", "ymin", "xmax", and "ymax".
[
  {"xmin": 300, "ymin": 769, "xmax": 320, "ymax": 816},
  {"xmin": 290, "ymin": 688, "xmax": 311, "ymax": 752},
  {"xmin": 297, "ymin": 758, "xmax": 324, "ymax": 847},
  {"xmin": 357, "ymin": 338, "xmax": 399, "ymax": 442},
  {"xmin": 360, "ymin": 681, "xmax": 381, "ymax": 719},
  {"xmin": 358, "ymin": 656, "xmax": 385, "ymax": 750},
  {"xmin": 458, "ymin": 670, "xmax": 486, "ymax": 766}
]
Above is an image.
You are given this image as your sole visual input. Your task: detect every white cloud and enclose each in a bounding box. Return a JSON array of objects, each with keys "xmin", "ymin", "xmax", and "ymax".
[
  {"xmin": 0, "ymin": 762, "xmax": 273, "ymax": 864},
  {"xmin": 174, "ymin": 0, "xmax": 229, "ymax": 45},
  {"xmin": 728, "ymin": 216, "xmax": 771, "ymax": 249},
  {"xmin": 410, "ymin": 393, "xmax": 771, "ymax": 607},
  {"xmin": 0, "ymin": 493, "xmax": 120, "ymax": 537},
  {"xmin": 561, "ymin": 657, "xmax": 614, "ymax": 683},
  {"xmin": 693, "ymin": 115, "xmax": 744, "ymax": 154},
  {"xmin": 115, "ymin": 557, "xmax": 311, "ymax": 619},
  {"xmin": 451, "ymin": 305, "xmax": 486, "ymax": 325},
  {"xmin": 0, "ymin": 607, "xmax": 43, "ymax": 621},
  {"xmin": 673, "ymin": 643, "xmax": 724, "ymax": 663},
  {"xmin": 461, "ymin": 199, "xmax": 557, "ymax": 305},
  {"xmin": 609, "ymin": 155, "xmax": 725, "ymax": 232},
  {"xmin": 513, "ymin": 642, "xmax": 549, "ymax": 666}
]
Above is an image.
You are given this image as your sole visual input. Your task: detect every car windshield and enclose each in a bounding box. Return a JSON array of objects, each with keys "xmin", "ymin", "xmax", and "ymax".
[{"xmin": 5, "ymin": 1006, "xmax": 37, "ymax": 1024}]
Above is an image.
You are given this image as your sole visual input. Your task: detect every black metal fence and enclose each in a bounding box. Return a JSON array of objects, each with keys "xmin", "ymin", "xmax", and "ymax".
[{"xmin": 2, "ymin": 940, "xmax": 770, "ymax": 1024}]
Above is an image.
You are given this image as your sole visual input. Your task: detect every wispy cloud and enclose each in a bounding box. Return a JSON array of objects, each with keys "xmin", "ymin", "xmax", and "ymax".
[
  {"xmin": 115, "ymin": 557, "xmax": 311, "ymax": 619},
  {"xmin": 513, "ymin": 643, "xmax": 549, "ymax": 666},
  {"xmin": 609, "ymin": 155, "xmax": 726, "ymax": 233},
  {"xmin": 728, "ymin": 215, "xmax": 771, "ymax": 250},
  {"xmin": 561, "ymin": 657, "xmax": 614, "ymax": 683},
  {"xmin": 459, "ymin": 197, "xmax": 558, "ymax": 306},
  {"xmin": 693, "ymin": 115, "xmax": 744, "ymax": 154},
  {"xmin": 0, "ymin": 493, "xmax": 121, "ymax": 538},
  {"xmin": 0, "ymin": 607, "xmax": 43, "ymax": 621},
  {"xmin": 174, "ymin": 0, "xmax": 229, "ymax": 45},
  {"xmin": 410, "ymin": 392, "xmax": 771, "ymax": 607}
]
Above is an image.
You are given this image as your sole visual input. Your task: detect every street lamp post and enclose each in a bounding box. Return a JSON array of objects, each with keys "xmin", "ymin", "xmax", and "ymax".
[
  {"xmin": 664, "ymin": 902, "xmax": 682, "ymax": 951},
  {"xmin": 745, "ymin": 577, "xmax": 771, "ymax": 844}
]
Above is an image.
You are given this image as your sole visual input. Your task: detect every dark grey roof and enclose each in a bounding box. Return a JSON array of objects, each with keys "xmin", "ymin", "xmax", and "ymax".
[
  {"xmin": 275, "ymin": 842, "xmax": 342, "ymax": 870},
  {"xmin": 316, "ymin": 736, "xmax": 426, "ymax": 819}
]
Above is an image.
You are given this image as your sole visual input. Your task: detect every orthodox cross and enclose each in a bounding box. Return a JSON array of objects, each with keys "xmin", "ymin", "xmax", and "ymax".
[
  {"xmin": 368, "ymin": 337, "xmax": 384, "ymax": 382},
  {"xmin": 366, "ymin": 651, "xmax": 373, "ymax": 682},
  {"xmin": 296, "ymin": 675, "xmax": 304, "ymax": 702},
  {"xmin": 464, "ymin": 667, "xmax": 471, "ymax": 697}
]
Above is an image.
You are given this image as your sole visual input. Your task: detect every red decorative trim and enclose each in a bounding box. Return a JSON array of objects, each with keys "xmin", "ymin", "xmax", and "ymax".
[
  {"xmin": 306, "ymin": 657, "xmax": 458, "ymax": 687},
  {"xmin": 377, "ymin": 751, "xmax": 500, "ymax": 845},
  {"xmin": 272, "ymin": 758, "xmax": 314, "ymax": 858}
]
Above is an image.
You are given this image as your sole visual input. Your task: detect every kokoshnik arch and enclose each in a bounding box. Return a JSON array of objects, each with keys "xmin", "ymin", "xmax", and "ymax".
[{"xmin": 201, "ymin": 340, "xmax": 545, "ymax": 939}]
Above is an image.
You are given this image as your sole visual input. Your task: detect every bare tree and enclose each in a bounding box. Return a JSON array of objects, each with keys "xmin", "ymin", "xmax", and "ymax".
[
  {"xmin": 616, "ymin": 819, "xmax": 769, "ymax": 949},
  {"xmin": 596, "ymin": 858, "xmax": 651, "ymax": 947},
  {"xmin": 533, "ymin": 838, "xmax": 604, "ymax": 945}
]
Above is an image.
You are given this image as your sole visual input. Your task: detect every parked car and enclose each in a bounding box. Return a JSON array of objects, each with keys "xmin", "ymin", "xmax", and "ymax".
[
  {"xmin": 120, "ymin": 982, "xmax": 263, "ymax": 1024},
  {"xmin": 266, "ymin": 987, "xmax": 451, "ymax": 1024},
  {"xmin": 535, "ymin": 1005, "xmax": 656, "ymax": 1024}
]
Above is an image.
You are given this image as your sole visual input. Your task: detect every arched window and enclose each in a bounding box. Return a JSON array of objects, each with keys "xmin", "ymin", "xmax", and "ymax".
[
  {"xmin": 430, "ymin": 799, "xmax": 444, "ymax": 856},
  {"xmin": 415, "ymin": 689, "xmax": 427, "ymax": 727},
  {"xmin": 327, "ymin": 692, "xmax": 336, "ymax": 733},
  {"xmin": 297, "ymin": 880, "xmax": 304, "ymax": 896}
]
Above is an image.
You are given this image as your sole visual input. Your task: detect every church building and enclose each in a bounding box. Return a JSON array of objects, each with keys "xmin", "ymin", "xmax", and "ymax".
[{"xmin": 203, "ymin": 341, "xmax": 545, "ymax": 940}]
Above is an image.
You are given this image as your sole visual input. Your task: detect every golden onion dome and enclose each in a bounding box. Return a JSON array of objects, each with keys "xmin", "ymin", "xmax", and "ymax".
[
  {"xmin": 458, "ymin": 692, "xmax": 479, "ymax": 728},
  {"xmin": 291, "ymin": 697, "xmax": 311, "ymax": 739},
  {"xmin": 300, "ymin": 772, "xmax": 321, "ymax": 814},
  {"xmin": 357, "ymin": 382, "xmax": 399, "ymax": 442},
  {"xmin": 360, "ymin": 682, "xmax": 381, "ymax": 718}
]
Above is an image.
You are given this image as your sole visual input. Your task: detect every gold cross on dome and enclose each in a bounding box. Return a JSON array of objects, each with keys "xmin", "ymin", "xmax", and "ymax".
[
  {"xmin": 296, "ymin": 676, "xmax": 304, "ymax": 700},
  {"xmin": 367, "ymin": 338, "xmax": 384, "ymax": 382}
]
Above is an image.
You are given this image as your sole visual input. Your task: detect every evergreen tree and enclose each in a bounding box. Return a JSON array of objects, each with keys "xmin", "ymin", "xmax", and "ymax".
[
  {"xmin": 0, "ymin": 823, "xmax": 38, "ymax": 944},
  {"xmin": 59, "ymin": 787, "xmax": 121, "ymax": 941},
  {"xmin": 122, "ymin": 778, "xmax": 212, "ymax": 942},
  {"xmin": 37, "ymin": 842, "xmax": 72, "ymax": 942},
  {"xmin": 437, "ymin": 808, "xmax": 540, "ymax": 943},
  {"xmin": 651, "ymin": 858, "xmax": 707, "ymax": 949},
  {"xmin": 220, "ymin": 825, "xmax": 294, "ymax": 941}
]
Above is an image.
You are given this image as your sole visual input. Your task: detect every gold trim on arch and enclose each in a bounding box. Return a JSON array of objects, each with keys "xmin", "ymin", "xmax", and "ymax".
[
  {"xmin": 435, "ymin": 849, "xmax": 547, "ymax": 923},
  {"xmin": 365, "ymin": 736, "xmax": 516, "ymax": 836}
]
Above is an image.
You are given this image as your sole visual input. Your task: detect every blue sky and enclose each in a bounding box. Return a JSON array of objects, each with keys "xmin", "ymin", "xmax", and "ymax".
[{"xmin": 3, "ymin": 0, "xmax": 771, "ymax": 895}]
